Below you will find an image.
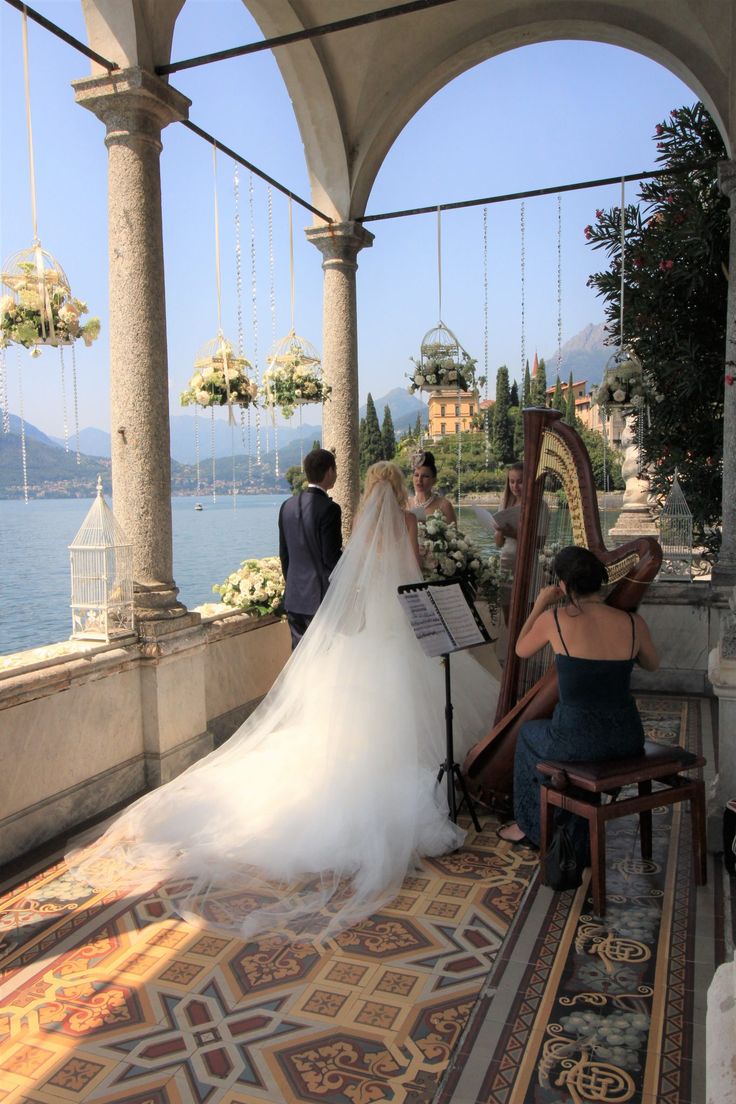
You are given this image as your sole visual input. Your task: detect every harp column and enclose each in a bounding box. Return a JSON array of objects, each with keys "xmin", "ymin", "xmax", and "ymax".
[{"xmin": 306, "ymin": 221, "xmax": 374, "ymax": 535}]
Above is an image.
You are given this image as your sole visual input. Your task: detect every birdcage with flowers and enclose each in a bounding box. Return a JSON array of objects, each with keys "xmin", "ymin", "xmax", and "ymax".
[
  {"xmin": 180, "ymin": 333, "xmax": 258, "ymax": 410},
  {"xmin": 591, "ymin": 347, "xmax": 648, "ymax": 412},
  {"xmin": 0, "ymin": 245, "xmax": 100, "ymax": 356},
  {"xmin": 261, "ymin": 331, "xmax": 330, "ymax": 419},
  {"xmin": 408, "ymin": 322, "xmax": 476, "ymax": 394}
]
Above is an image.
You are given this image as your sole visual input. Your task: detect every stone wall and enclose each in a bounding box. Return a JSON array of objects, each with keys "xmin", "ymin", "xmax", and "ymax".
[{"xmin": 0, "ymin": 612, "xmax": 290, "ymax": 866}]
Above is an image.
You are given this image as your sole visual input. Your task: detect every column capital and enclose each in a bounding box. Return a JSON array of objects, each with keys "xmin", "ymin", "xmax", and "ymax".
[
  {"xmin": 718, "ymin": 159, "xmax": 736, "ymax": 200},
  {"xmin": 306, "ymin": 220, "xmax": 375, "ymax": 269},
  {"xmin": 73, "ymin": 67, "xmax": 190, "ymax": 142}
]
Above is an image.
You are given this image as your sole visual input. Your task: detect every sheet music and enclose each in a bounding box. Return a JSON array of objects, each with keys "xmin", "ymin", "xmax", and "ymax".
[
  {"xmin": 428, "ymin": 584, "xmax": 486, "ymax": 648},
  {"xmin": 397, "ymin": 589, "xmax": 455, "ymax": 657}
]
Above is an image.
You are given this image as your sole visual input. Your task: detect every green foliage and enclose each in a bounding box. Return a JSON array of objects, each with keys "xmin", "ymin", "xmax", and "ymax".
[
  {"xmin": 381, "ymin": 404, "xmax": 397, "ymax": 460},
  {"xmin": 530, "ymin": 358, "xmax": 548, "ymax": 406},
  {"xmin": 585, "ymin": 102, "xmax": 727, "ymax": 553},
  {"xmin": 577, "ymin": 425, "xmax": 624, "ymax": 490},
  {"xmin": 492, "ymin": 365, "xmax": 515, "ymax": 464},
  {"xmin": 522, "ymin": 360, "xmax": 532, "ymax": 406},
  {"xmin": 509, "ymin": 379, "xmax": 519, "ymax": 407},
  {"xmin": 284, "ymin": 465, "xmax": 305, "ymax": 493},
  {"xmin": 359, "ymin": 393, "xmax": 384, "ymax": 474},
  {"xmin": 512, "ymin": 405, "xmax": 524, "ymax": 458}
]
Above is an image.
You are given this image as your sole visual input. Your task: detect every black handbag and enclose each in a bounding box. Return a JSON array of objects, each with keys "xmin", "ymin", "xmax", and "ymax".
[{"xmin": 545, "ymin": 822, "xmax": 583, "ymax": 891}]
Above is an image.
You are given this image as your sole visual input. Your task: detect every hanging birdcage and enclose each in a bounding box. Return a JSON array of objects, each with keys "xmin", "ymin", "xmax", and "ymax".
[
  {"xmin": 261, "ymin": 330, "xmax": 330, "ymax": 419},
  {"xmin": 592, "ymin": 346, "xmax": 647, "ymax": 411},
  {"xmin": 0, "ymin": 245, "xmax": 100, "ymax": 356},
  {"xmin": 408, "ymin": 322, "xmax": 476, "ymax": 394},
  {"xmin": 180, "ymin": 333, "xmax": 257, "ymax": 410},
  {"xmin": 69, "ymin": 476, "xmax": 134, "ymax": 640},
  {"xmin": 658, "ymin": 470, "xmax": 693, "ymax": 580}
]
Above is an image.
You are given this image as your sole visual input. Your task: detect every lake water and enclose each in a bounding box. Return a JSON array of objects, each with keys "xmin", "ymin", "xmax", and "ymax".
[
  {"xmin": 0, "ymin": 496, "xmax": 616, "ymax": 657},
  {"xmin": 0, "ymin": 495, "xmax": 290, "ymax": 656}
]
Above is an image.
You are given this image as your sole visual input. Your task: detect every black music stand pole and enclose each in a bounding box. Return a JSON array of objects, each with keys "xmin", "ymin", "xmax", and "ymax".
[{"xmin": 436, "ymin": 653, "xmax": 482, "ymax": 831}]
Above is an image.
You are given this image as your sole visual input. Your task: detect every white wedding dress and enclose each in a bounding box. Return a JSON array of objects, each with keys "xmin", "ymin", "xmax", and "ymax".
[{"xmin": 67, "ymin": 481, "xmax": 499, "ymax": 943}]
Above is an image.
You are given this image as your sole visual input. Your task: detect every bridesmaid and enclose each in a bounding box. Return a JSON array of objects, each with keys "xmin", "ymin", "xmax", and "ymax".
[{"xmin": 408, "ymin": 450, "xmax": 456, "ymax": 524}]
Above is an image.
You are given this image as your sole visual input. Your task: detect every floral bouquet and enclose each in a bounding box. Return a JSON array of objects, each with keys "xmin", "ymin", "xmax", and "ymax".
[
  {"xmin": 181, "ymin": 345, "xmax": 258, "ymax": 409},
  {"xmin": 418, "ymin": 514, "xmax": 506, "ymax": 612},
  {"xmin": 592, "ymin": 350, "xmax": 648, "ymax": 409},
  {"xmin": 0, "ymin": 263, "xmax": 100, "ymax": 354},
  {"xmin": 213, "ymin": 556, "xmax": 285, "ymax": 617},
  {"xmin": 408, "ymin": 344, "xmax": 475, "ymax": 394},
  {"xmin": 261, "ymin": 355, "xmax": 331, "ymax": 419}
]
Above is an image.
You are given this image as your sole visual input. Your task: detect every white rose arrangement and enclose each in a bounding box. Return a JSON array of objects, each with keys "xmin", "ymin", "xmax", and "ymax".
[
  {"xmin": 261, "ymin": 355, "xmax": 331, "ymax": 419},
  {"xmin": 181, "ymin": 345, "xmax": 258, "ymax": 409},
  {"xmin": 407, "ymin": 343, "xmax": 476, "ymax": 394},
  {"xmin": 0, "ymin": 264, "xmax": 100, "ymax": 354},
  {"xmin": 418, "ymin": 515, "xmax": 506, "ymax": 612},
  {"xmin": 213, "ymin": 556, "xmax": 285, "ymax": 617}
]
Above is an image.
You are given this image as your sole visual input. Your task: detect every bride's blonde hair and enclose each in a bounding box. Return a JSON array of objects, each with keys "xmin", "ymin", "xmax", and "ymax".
[{"xmin": 361, "ymin": 461, "xmax": 408, "ymax": 509}]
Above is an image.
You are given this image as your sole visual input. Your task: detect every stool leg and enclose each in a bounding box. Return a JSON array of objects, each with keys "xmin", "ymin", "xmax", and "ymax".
[
  {"xmin": 540, "ymin": 786, "xmax": 552, "ymax": 884},
  {"xmin": 691, "ymin": 779, "xmax": 707, "ymax": 886},
  {"xmin": 638, "ymin": 780, "xmax": 653, "ymax": 860},
  {"xmin": 589, "ymin": 812, "xmax": 606, "ymax": 917}
]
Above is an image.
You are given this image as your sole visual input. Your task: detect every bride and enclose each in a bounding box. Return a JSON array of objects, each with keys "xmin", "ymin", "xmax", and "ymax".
[{"xmin": 67, "ymin": 461, "xmax": 498, "ymax": 943}]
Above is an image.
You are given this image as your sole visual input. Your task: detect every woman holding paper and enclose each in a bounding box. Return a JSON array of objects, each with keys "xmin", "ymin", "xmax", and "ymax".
[
  {"xmin": 493, "ymin": 462, "xmax": 524, "ymax": 572},
  {"xmin": 68, "ymin": 462, "xmax": 498, "ymax": 945}
]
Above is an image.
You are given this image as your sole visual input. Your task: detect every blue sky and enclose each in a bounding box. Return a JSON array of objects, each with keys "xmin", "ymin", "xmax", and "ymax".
[{"xmin": 1, "ymin": 0, "xmax": 697, "ymax": 438}]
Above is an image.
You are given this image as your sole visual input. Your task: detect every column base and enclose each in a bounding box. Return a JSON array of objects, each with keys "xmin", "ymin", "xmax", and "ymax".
[
  {"xmin": 711, "ymin": 561, "xmax": 736, "ymax": 587},
  {"xmin": 133, "ymin": 581, "xmax": 192, "ymax": 632},
  {"xmin": 609, "ymin": 506, "xmax": 659, "ymax": 544}
]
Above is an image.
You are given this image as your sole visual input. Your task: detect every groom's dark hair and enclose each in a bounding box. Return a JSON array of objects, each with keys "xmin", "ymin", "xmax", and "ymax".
[{"xmin": 304, "ymin": 448, "xmax": 336, "ymax": 484}]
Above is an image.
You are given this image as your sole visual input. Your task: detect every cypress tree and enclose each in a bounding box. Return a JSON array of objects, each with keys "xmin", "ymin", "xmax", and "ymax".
[
  {"xmin": 531, "ymin": 357, "xmax": 548, "ymax": 406},
  {"xmin": 413, "ymin": 413, "xmax": 423, "ymax": 441},
  {"xmin": 522, "ymin": 360, "xmax": 532, "ymax": 406},
  {"xmin": 492, "ymin": 365, "xmax": 514, "ymax": 464},
  {"xmin": 381, "ymin": 404, "xmax": 397, "ymax": 460},
  {"xmin": 509, "ymin": 379, "xmax": 519, "ymax": 407},
  {"xmin": 566, "ymin": 371, "xmax": 576, "ymax": 424},
  {"xmin": 359, "ymin": 394, "xmax": 384, "ymax": 473}
]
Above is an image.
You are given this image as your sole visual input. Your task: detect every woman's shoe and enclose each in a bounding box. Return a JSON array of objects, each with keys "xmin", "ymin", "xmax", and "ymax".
[{"xmin": 496, "ymin": 821, "xmax": 533, "ymax": 846}]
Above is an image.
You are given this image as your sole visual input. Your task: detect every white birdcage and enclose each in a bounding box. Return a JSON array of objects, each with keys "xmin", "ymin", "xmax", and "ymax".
[
  {"xmin": 658, "ymin": 470, "xmax": 693, "ymax": 581},
  {"xmin": 69, "ymin": 476, "xmax": 134, "ymax": 640}
]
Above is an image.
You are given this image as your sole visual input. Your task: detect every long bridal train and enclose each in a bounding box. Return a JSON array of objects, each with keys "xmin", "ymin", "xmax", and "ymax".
[{"xmin": 67, "ymin": 476, "xmax": 499, "ymax": 944}]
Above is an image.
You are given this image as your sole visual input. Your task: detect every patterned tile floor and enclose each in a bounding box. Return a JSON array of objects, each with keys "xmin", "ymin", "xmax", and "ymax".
[{"xmin": 0, "ymin": 695, "xmax": 730, "ymax": 1104}]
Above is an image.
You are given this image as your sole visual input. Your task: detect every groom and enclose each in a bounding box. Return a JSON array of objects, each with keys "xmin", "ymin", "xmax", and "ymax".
[{"xmin": 278, "ymin": 448, "xmax": 342, "ymax": 650}]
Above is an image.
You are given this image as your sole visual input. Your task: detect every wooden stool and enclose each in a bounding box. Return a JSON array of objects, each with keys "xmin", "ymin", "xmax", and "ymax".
[{"xmin": 537, "ymin": 741, "xmax": 707, "ymax": 916}]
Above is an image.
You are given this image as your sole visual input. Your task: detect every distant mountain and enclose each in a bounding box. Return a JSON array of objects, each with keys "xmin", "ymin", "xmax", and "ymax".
[
  {"xmin": 0, "ymin": 427, "xmax": 112, "ymax": 498},
  {"xmin": 50, "ymin": 426, "xmax": 112, "ymax": 457},
  {"xmin": 543, "ymin": 322, "xmax": 614, "ymax": 388},
  {"xmin": 361, "ymin": 387, "xmax": 427, "ymax": 434},
  {"xmin": 8, "ymin": 413, "xmax": 61, "ymax": 448}
]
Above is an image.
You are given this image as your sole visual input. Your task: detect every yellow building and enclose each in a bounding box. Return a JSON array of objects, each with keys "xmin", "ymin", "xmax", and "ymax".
[{"xmin": 426, "ymin": 388, "xmax": 479, "ymax": 438}]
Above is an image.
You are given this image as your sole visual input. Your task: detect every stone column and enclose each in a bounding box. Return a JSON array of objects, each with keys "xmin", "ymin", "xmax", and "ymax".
[
  {"xmin": 73, "ymin": 68, "xmax": 193, "ymax": 631},
  {"xmin": 306, "ymin": 221, "xmax": 374, "ymax": 532},
  {"xmin": 714, "ymin": 161, "xmax": 736, "ymax": 587}
]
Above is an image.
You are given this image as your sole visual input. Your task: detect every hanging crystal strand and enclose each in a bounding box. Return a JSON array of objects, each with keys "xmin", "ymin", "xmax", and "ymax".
[
  {"xmin": 210, "ymin": 406, "xmax": 217, "ymax": 503},
  {"xmin": 194, "ymin": 405, "xmax": 202, "ymax": 495},
  {"xmin": 16, "ymin": 348, "xmax": 29, "ymax": 503},
  {"xmin": 0, "ymin": 345, "xmax": 9, "ymax": 434},
  {"xmin": 268, "ymin": 185, "xmax": 280, "ymax": 480},
  {"xmin": 556, "ymin": 195, "xmax": 563, "ymax": 383},
  {"xmin": 58, "ymin": 345, "xmax": 70, "ymax": 451},
  {"xmin": 248, "ymin": 173, "xmax": 261, "ymax": 469},
  {"xmin": 70, "ymin": 341, "xmax": 81, "ymax": 463},
  {"xmin": 520, "ymin": 201, "xmax": 526, "ymax": 391},
  {"xmin": 233, "ymin": 167, "xmax": 251, "ymax": 483},
  {"xmin": 483, "ymin": 207, "xmax": 489, "ymax": 467}
]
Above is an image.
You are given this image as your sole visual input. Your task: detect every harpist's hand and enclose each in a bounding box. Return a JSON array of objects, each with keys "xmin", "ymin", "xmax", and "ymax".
[{"xmin": 536, "ymin": 584, "xmax": 564, "ymax": 609}]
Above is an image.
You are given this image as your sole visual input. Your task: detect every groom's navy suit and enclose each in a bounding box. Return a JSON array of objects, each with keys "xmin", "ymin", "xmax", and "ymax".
[{"xmin": 278, "ymin": 486, "xmax": 342, "ymax": 649}]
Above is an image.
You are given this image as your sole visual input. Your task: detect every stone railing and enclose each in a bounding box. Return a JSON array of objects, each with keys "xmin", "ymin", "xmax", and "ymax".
[{"xmin": 0, "ymin": 610, "xmax": 290, "ymax": 867}]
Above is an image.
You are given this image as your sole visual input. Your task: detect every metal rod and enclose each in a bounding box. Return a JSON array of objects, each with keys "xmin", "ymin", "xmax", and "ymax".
[
  {"xmin": 358, "ymin": 161, "xmax": 720, "ymax": 223},
  {"xmin": 157, "ymin": 0, "xmax": 460, "ymax": 76},
  {"xmin": 179, "ymin": 119, "xmax": 333, "ymax": 223},
  {"xmin": 3, "ymin": 0, "xmax": 118, "ymax": 70}
]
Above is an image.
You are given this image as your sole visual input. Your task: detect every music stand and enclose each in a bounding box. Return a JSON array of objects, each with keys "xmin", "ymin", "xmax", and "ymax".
[{"xmin": 397, "ymin": 578, "xmax": 489, "ymax": 830}]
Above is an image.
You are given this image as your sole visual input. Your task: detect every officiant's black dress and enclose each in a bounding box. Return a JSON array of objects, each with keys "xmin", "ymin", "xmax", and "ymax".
[{"xmin": 513, "ymin": 610, "xmax": 645, "ymax": 857}]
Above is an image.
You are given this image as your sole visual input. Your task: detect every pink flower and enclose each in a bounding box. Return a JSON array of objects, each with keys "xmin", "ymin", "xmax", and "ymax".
[
  {"xmin": 595, "ymin": 209, "xmax": 603, "ymax": 219},
  {"xmin": 726, "ymin": 374, "xmax": 735, "ymax": 386},
  {"xmin": 655, "ymin": 124, "xmax": 664, "ymax": 135},
  {"xmin": 584, "ymin": 225, "xmax": 593, "ymax": 239},
  {"xmin": 671, "ymin": 109, "xmax": 679, "ymax": 119},
  {"xmin": 633, "ymin": 257, "xmax": 644, "ymax": 268},
  {"xmin": 658, "ymin": 259, "xmax": 674, "ymax": 272},
  {"xmin": 666, "ymin": 195, "xmax": 676, "ymax": 204}
]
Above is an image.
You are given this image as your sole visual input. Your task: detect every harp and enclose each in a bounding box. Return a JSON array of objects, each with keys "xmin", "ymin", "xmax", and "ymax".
[{"xmin": 463, "ymin": 407, "xmax": 661, "ymax": 806}]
